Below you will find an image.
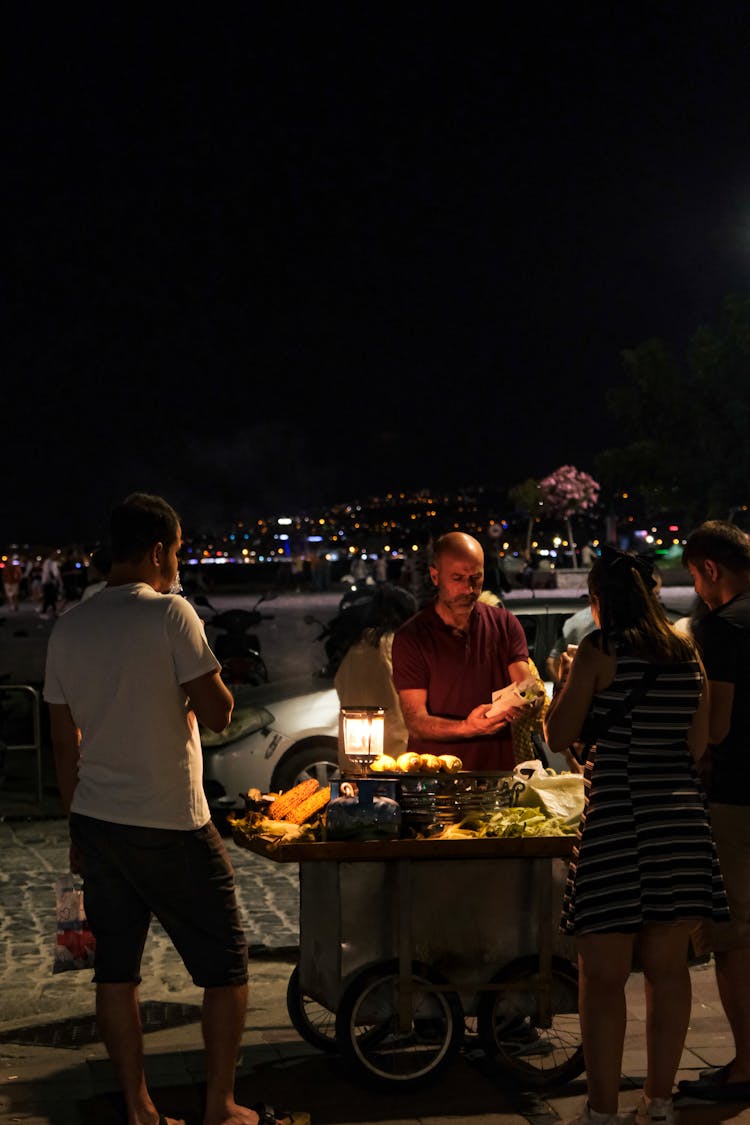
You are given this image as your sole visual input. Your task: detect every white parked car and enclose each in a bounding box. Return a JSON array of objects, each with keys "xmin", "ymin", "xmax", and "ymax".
[{"xmin": 201, "ymin": 674, "xmax": 340, "ymax": 822}]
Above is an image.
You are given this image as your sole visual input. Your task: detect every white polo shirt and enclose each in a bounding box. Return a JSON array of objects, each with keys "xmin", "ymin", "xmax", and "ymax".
[{"xmin": 44, "ymin": 583, "xmax": 220, "ymax": 830}]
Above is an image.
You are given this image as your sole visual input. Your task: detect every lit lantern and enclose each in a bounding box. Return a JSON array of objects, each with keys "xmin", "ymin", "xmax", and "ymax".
[{"xmin": 340, "ymin": 707, "xmax": 385, "ymax": 773}]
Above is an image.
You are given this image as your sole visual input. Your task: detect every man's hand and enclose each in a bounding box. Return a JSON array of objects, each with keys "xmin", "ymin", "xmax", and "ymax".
[{"xmin": 464, "ymin": 700, "xmax": 524, "ymax": 736}]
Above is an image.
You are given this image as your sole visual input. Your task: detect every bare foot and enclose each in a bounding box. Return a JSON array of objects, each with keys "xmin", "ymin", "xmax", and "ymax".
[
  {"xmin": 204, "ymin": 1103, "xmax": 306, "ymax": 1125},
  {"xmin": 133, "ymin": 1110, "xmax": 186, "ymax": 1125},
  {"xmin": 203, "ymin": 1104, "xmax": 261, "ymax": 1125},
  {"xmin": 134, "ymin": 1114, "xmax": 186, "ymax": 1125}
]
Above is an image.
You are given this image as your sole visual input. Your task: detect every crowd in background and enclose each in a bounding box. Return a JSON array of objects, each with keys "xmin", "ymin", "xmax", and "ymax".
[{"xmin": 0, "ymin": 546, "xmax": 92, "ymax": 617}]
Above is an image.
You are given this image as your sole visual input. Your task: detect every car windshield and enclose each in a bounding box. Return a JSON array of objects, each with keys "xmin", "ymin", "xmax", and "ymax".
[{"xmin": 200, "ymin": 704, "xmax": 274, "ymax": 747}]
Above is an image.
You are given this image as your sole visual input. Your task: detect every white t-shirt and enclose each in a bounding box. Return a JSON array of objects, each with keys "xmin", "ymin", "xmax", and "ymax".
[{"xmin": 43, "ymin": 582, "xmax": 220, "ymax": 830}]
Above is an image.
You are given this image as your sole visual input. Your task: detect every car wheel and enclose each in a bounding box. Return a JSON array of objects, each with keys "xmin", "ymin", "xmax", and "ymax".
[{"xmin": 272, "ymin": 742, "xmax": 340, "ymax": 792}]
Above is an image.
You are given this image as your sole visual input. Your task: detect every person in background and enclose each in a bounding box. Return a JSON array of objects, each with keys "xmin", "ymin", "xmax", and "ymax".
[
  {"xmin": 44, "ymin": 492, "xmax": 308, "ymax": 1125},
  {"xmin": 26, "ymin": 556, "xmax": 44, "ymax": 606},
  {"xmin": 373, "ymin": 553, "xmax": 388, "ymax": 583},
  {"xmin": 398, "ymin": 536, "xmax": 434, "ymax": 606},
  {"xmin": 40, "ymin": 551, "xmax": 62, "ymax": 618},
  {"xmin": 59, "ymin": 547, "xmax": 84, "ymax": 607},
  {"xmin": 2, "ymin": 556, "xmax": 23, "ymax": 611},
  {"xmin": 334, "ymin": 583, "xmax": 418, "ymax": 765},
  {"xmin": 581, "ymin": 542, "xmax": 597, "ymax": 568},
  {"xmin": 80, "ymin": 546, "xmax": 111, "ymax": 602},
  {"xmin": 544, "ymin": 548, "xmax": 728, "ymax": 1125},
  {"xmin": 677, "ymin": 521, "xmax": 750, "ymax": 1103},
  {"xmin": 392, "ymin": 531, "xmax": 540, "ymax": 771},
  {"xmin": 546, "ymin": 601, "xmax": 597, "ymax": 682}
]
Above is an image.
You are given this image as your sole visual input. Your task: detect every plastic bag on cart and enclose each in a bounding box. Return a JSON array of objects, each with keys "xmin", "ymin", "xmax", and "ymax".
[
  {"xmin": 512, "ymin": 760, "xmax": 584, "ymax": 827},
  {"xmin": 53, "ymin": 873, "xmax": 96, "ymax": 974}
]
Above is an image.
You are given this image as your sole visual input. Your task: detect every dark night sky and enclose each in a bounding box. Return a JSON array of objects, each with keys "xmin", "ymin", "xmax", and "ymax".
[{"xmin": 6, "ymin": 5, "xmax": 750, "ymax": 543}]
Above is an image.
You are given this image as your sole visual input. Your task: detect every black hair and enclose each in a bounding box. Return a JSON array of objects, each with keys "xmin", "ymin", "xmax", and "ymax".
[
  {"xmin": 109, "ymin": 493, "xmax": 180, "ymax": 564},
  {"xmin": 90, "ymin": 546, "xmax": 112, "ymax": 576},
  {"xmin": 361, "ymin": 583, "xmax": 418, "ymax": 646},
  {"xmin": 589, "ymin": 549, "xmax": 695, "ymax": 663},
  {"xmin": 682, "ymin": 520, "xmax": 750, "ymax": 574}
]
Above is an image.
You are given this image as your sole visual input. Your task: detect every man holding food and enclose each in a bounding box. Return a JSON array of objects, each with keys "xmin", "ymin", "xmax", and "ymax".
[{"xmin": 391, "ymin": 531, "xmax": 541, "ymax": 771}]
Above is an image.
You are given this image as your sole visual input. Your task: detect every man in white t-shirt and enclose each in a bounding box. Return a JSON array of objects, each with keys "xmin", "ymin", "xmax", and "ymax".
[{"xmin": 44, "ymin": 493, "xmax": 306, "ymax": 1125}]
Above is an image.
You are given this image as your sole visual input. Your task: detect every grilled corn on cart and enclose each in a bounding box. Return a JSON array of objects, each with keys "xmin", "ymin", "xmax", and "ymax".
[{"xmin": 233, "ymin": 831, "xmax": 582, "ymax": 1092}]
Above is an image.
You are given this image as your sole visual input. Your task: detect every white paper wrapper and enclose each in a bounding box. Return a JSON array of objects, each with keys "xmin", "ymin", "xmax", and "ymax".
[{"xmin": 486, "ymin": 676, "xmax": 544, "ymax": 718}]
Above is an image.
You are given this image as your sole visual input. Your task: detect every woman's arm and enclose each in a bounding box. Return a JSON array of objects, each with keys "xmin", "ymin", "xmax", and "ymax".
[{"xmin": 543, "ymin": 636, "xmax": 603, "ymax": 754}]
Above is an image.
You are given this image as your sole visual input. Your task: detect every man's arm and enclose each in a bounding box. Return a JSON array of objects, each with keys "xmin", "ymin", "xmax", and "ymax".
[
  {"xmin": 507, "ymin": 659, "xmax": 534, "ymax": 685},
  {"xmin": 397, "ymin": 687, "xmax": 522, "ymax": 743},
  {"xmin": 49, "ymin": 703, "xmax": 80, "ymax": 814},
  {"xmin": 182, "ymin": 670, "xmax": 234, "ymax": 733}
]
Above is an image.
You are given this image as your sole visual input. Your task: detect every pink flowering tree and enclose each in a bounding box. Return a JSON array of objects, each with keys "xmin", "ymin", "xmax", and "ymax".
[{"xmin": 539, "ymin": 465, "xmax": 600, "ymax": 566}]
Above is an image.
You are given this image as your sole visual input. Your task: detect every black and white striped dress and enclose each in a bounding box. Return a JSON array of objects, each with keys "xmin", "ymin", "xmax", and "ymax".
[{"xmin": 560, "ymin": 651, "xmax": 730, "ymax": 935}]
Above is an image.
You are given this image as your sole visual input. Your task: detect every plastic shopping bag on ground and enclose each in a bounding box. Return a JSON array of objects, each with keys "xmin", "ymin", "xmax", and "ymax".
[
  {"xmin": 512, "ymin": 760, "xmax": 584, "ymax": 826},
  {"xmin": 53, "ymin": 873, "xmax": 96, "ymax": 974}
]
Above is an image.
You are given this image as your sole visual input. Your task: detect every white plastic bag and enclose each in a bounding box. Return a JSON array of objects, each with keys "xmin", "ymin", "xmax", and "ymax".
[
  {"xmin": 512, "ymin": 760, "xmax": 584, "ymax": 826},
  {"xmin": 53, "ymin": 874, "xmax": 96, "ymax": 974}
]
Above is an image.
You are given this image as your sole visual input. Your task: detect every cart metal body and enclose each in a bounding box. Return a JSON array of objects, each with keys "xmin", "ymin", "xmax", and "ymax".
[{"xmin": 234, "ymin": 833, "xmax": 583, "ymax": 1091}]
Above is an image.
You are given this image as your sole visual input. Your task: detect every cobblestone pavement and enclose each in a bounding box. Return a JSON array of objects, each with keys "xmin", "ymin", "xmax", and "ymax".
[
  {"xmin": 2, "ymin": 815, "xmax": 750, "ymax": 1125},
  {"xmin": 0, "ymin": 817, "xmax": 300, "ymax": 1028}
]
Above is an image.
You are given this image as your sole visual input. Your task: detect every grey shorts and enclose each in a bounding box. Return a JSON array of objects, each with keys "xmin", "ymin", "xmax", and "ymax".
[
  {"xmin": 69, "ymin": 814, "xmax": 249, "ymax": 988},
  {"xmin": 692, "ymin": 802, "xmax": 750, "ymax": 956}
]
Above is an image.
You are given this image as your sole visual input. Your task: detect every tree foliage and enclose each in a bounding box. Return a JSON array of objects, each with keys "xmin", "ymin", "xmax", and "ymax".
[
  {"xmin": 539, "ymin": 465, "xmax": 600, "ymax": 564},
  {"xmin": 509, "ymin": 477, "xmax": 543, "ymax": 553},
  {"xmin": 539, "ymin": 465, "xmax": 600, "ymax": 518},
  {"xmin": 595, "ymin": 295, "xmax": 750, "ymax": 523}
]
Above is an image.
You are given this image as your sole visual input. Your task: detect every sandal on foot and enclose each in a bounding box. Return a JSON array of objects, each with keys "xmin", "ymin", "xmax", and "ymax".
[
  {"xmin": 677, "ymin": 1067, "xmax": 750, "ymax": 1103},
  {"xmin": 698, "ymin": 1060, "xmax": 734, "ymax": 1081},
  {"xmin": 251, "ymin": 1103, "xmax": 311, "ymax": 1125}
]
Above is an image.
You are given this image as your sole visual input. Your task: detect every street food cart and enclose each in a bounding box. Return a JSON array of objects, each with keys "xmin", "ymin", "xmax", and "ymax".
[{"xmin": 232, "ymin": 827, "xmax": 583, "ymax": 1092}]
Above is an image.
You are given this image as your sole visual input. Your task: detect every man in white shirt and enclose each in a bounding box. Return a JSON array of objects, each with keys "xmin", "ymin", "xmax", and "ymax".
[{"xmin": 44, "ymin": 493, "xmax": 304, "ymax": 1125}]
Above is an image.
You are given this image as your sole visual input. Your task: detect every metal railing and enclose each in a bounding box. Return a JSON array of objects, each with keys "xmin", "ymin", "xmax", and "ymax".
[{"xmin": 0, "ymin": 685, "xmax": 43, "ymax": 805}]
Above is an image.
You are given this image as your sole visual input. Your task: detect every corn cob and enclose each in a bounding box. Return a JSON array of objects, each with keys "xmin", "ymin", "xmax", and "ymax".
[
  {"xmin": 284, "ymin": 786, "xmax": 331, "ymax": 825},
  {"xmin": 511, "ymin": 659, "xmax": 549, "ymax": 764},
  {"xmin": 268, "ymin": 778, "xmax": 320, "ymax": 820}
]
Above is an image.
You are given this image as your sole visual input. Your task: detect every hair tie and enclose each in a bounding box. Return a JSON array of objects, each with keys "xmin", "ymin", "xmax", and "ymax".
[{"xmin": 600, "ymin": 546, "xmax": 657, "ymax": 590}]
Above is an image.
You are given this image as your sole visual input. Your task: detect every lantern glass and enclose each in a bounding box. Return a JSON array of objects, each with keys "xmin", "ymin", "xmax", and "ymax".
[{"xmin": 340, "ymin": 707, "xmax": 385, "ymax": 773}]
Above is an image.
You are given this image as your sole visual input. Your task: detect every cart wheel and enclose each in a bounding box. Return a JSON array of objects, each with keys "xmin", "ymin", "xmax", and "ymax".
[
  {"xmin": 286, "ymin": 965, "xmax": 338, "ymax": 1054},
  {"xmin": 477, "ymin": 954, "xmax": 584, "ymax": 1089},
  {"xmin": 335, "ymin": 959, "xmax": 464, "ymax": 1091}
]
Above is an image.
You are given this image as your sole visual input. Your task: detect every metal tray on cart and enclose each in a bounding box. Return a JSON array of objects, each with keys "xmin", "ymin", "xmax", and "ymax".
[{"xmin": 233, "ymin": 831, "xmax": 582, "ymax": 1092}]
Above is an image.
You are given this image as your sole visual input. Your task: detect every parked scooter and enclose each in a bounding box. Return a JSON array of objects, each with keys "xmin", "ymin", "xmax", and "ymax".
[
  {"xmin": 305, "ymin": 587, "xmax": 377, "ymax": 679},
  {"xmin": 192, "ymin": 592, "xmax": 275, "ymax": 686},
  {"xmin": 305, "ymin": 582, "xmax": 416, "ymax": 680}
]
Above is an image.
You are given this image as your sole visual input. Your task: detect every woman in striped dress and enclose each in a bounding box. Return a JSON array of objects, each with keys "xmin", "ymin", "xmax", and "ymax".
[{"xmin": 545, "ymin": 549, "xmax": 728, "ymax": 1125}]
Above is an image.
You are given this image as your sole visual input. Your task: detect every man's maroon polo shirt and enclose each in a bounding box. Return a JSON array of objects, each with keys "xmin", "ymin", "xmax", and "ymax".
[{"xmin": 391, "ymin": 599, "xmax": 528, "ymax": 771}]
